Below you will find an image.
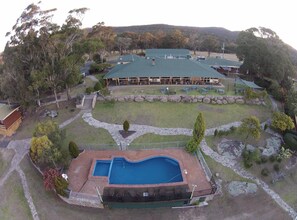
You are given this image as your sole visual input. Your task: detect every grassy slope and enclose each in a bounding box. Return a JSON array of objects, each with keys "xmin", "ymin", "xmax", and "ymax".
[{"xmin": 93, "ymin": 102, "xmax": 271, "ymax": 129}]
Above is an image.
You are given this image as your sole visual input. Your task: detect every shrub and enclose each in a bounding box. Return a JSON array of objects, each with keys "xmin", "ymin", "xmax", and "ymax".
[
  {"xmin": 269, "ymin": 155, "xmax": 276, "ymax": 163},
  {"xmin": 271, "ymin": 112, "xmax": 295, "ymax": 133},
  {"xmin": 43, "ymin": 168, "xmax": 60, "ymax": 191},
  {"xmin": 261, "ymin": 168, "xmax": 270, "ymax": 176},
  {"xmin": 85, "ymin": 87, "xmax": 94, "ymax": 94},
  {"xmin": 214, "ymin": 129, "xmax": 218, "ymax": 137},
  {"xmin": 230, "ymin": 126, "xmax": 237, "ymax": 133},
  {"xmin": 273, "ymin": 164, "xmax": 280, "ymax": 172},
  {"xmin": 264, "ymin": 124, "xmax": 268, "ymax": 130},
  {"xmin": 94, "ymin": 82, "xmax": 102, "ymax": 91},
  {"xmin": 54, "ymin": 176, "xmax": 69, "ymax": 197},
  {"xmin": 251, "ymin": 149, "xmax": 261, "ymax": 164},
  {"xmin": 261, "ymin": 155, "xmax": 268, "ymax": 163},
  {"xmin": 69, "ymin": 141, "xmax": 79, "ymax": 158},
  {"xmin": 276, "ymin": 157, "xmax": 282, "ymax": 163},
  {"xmin": 185, "ymin": 138, "xmax": 197, "ymax": 154},
  {"xmin": 283, "ymin": 133, "xmax": 297, "ymax": 151},
  {"xmin": 242, "ymin": 148, "xmax": 254, "ymax": 168},
  {"xmin": 123, "ymin": 120, "xmax": 130, "ymax": 132}
]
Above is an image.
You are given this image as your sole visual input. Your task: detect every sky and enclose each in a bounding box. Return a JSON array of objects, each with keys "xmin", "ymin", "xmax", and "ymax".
[{"xmin": 0, "ymin": 0, "xmax": 297, "ymax": 52}]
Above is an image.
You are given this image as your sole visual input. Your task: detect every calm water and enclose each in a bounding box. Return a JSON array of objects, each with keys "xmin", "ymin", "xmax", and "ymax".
[{"xmin": 93, "ymin": 156, "xmax": 183, "ymax": 184}]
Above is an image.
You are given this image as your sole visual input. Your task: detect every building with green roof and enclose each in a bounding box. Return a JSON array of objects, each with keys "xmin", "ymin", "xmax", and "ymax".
[
  {"xmin": 145, "ymin": 49, "xmax": 191, "ymax": 59},
  {"xmin": 104, "ymin": 58, "xmax": 225, "ymax": 86},
  {"xmin": 117, "ymin": 54, "xmax": 142, "ymax": 64},
  {"xmin": 198, "ymin": 57, "xmax": 242, "ymax": 75}
]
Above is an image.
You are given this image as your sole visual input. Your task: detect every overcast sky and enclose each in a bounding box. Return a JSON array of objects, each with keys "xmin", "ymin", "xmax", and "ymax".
[{"xmin": 1, "ymin": 0, "xmax": 296, "ymax": 52}]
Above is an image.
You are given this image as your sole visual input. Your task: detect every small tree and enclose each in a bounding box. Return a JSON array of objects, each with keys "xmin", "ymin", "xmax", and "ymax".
[
  {"xmin": 69, "ymin": 141, "xmax": 79, "ymax": 158},
  {"xmin": 271, "ymin": 112, "xmax": 295, "ymax": 132},
  {"xmin": 30, "ymin": 135, "xmax": 53, "ymax": 164},
  {"xmin": 186, "ymin": 112, "xmax": 206, "ymax": 154},
  {"xmin": 123, "ymin": 120, "xmax": 130, "ymax": 132},
  {"xmin": 239, "ymin": 116, "xmax": 261, "ymax": 145},
  {"xmin": 193, "ymin": 112, "xmax": 206, "ymax": 145}
]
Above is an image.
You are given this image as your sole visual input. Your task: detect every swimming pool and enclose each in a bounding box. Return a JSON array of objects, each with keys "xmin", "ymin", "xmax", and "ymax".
[{"xmin": 92, "ymin": 156, "xmax": 183, "ymax": 185}]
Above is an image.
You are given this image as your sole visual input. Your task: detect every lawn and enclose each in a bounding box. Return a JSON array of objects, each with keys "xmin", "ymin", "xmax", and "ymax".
[
  {"xmin": 13, "ymin": 100, "xmax": 80, "ymax": 140},
  {"xmin": 0, "ymin": 149, "xmax": 15, "ymax": 177},
  {"xmin": 93, "ymin": 102, "xmax": 271, "ymax": 129},
  {"xmin": 0, "ymin": 171, "xmax": 32, "ymax": 220},
  {"xmin": 129, "ymin": 134, "xmax": 190, "ymax": 149},
  {"xmin": 63, "ymin": 118, "xmax": 116, "ymax": 148}
]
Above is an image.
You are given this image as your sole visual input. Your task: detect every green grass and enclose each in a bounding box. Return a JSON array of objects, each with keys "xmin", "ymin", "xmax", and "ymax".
[
  {"xmin": 0, "ymin": 149, "xmax": 15, "ymax": 177},
  {"xmin": 129, "ymin": 134, "xmax": 190, "ymax": 149},
  {"xmin": 93, "ymin": 102, "xmax": 271, "ymax": 129},
  {"xmin": 13, "ymin": 101, "xmax": 80, "ymax": 140},
  {"xmin": 63, "ymin": 118, "xmax": 116, "ymax": 147},
  {"xmin": 0, "ymin": 171, "xmax": 32, "ymax": 220}
]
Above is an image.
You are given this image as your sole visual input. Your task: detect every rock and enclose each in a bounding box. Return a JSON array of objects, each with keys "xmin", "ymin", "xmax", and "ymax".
[
  {"xmin": 181, "ymin": 96, "xmax": 192, "ymax": 103},
  {"xmin": 217, "ymin": 139, "xmax": 244, "ymax": 159},
  {"xmin": 228, "ymin": 181, "xmax": 258, "ymax": 197},
  {"xmin": 168, "ymin": 95, "xmax": 181, "ymax": 102},
  {"xmin": 117, "ymin": 97, "xmax": 125, "ymax": 102},
  {"xmin": 203, "ymin": 97, "xmax": 211, "ymax": 104},
  {"xmin": 97, "ymin": 96, "xmax": 105, "ymax": 102},
  {"xmin": 226, "ymin": 97, "xmax": 235, "ymax": 104},
  {"xmin": 192, "ymin": 98, "xmax": 198, "ymax": 103},
  {"xmin": 262, "ymin": 137, "xmax": 282, "ymax": 157},
  {"xmin": 160, "ymin": 96, "xmax": 168, "ymax": 102},
  {"xmin": 217, "ymin": 100, "xmax": 222, "ymax": 105},
  {"xmin": 235, "ymin": 99, "xmax": 245, "ymax": 104},
  {"xmin": 222, "ymin": 99, "xmax": 228, "ymax": 104},
  {"xmin": 145, "ymin": 96, "xmax": 154, "ymax": 102},
  {"xmin": 134, "ymin": 96, "xmax": 144, "ymax": 102}
]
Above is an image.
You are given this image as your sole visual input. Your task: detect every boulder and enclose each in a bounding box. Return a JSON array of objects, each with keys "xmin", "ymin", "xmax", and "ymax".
[
  {"xmin": 203, "ymin": 97, "xmax": 211, "ymax": 104},
  {"xmin": 226, "ymin": 97, "xmax": 235, "ymax": 104},
  {"xmin": 160, "ymin": 96, "xmax": 168, "ymax": 102},
  {"xmin": 134, "ymin": 96, "xmax": 144, "ymax": 102},
  {"xmin": 217, "ymin": 100, "xmax": 222, "ymax": 105},
  {"xmin": 181, "ymin": 96, "xmax": 192, "ymax": 103},
  {"xmin": 145, "ymin": 96, "xmax": 154, "ymax": 102},
  {"xmin": 117, "ymin": 97, "xmax": 125, "ymax": 102},
  {"xmin": 235, "ymin": 99, "xmax": 245, "ymax": 104},
  {"xmin": 168, "ymin": 95, "xmax": 181, "ymax": 102},
  {"xmin": 222, "ymin": 99, "xmax": 228, "ymax": 104}
]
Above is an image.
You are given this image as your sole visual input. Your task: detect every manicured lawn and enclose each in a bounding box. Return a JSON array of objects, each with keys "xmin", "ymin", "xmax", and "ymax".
[
  {"xmin": 63, "ymin": 118, "xmax": 116, "ymax": 148},
  {"xmin": 129, "ymin": 134, "xmax": 190, "ymax": 148},
  {"xmin": 0, "ymin": 171, "xmax": 32, "ymax": 220},
  {"xmin": 93, "ymin": 102, "xmax": 271, "ymax": 129},
  {"xmin": 0, "ymin": 149, "xmax": 15, "ymax": 177}
]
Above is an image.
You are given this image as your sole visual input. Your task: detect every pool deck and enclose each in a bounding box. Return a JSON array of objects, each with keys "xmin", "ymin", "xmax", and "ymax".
[{"xmin": 67, "ymin": 149, "xmax": 213, "ymax": 198}]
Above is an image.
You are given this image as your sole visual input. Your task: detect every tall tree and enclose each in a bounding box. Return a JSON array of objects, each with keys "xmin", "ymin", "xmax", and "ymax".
[
  {"xmin": 201, "ymin": 35, "xmax": 219, "ymax": 57},
  {"xmin": 239, "ymin": 116, "xmax": 261, "ymax": 145}
]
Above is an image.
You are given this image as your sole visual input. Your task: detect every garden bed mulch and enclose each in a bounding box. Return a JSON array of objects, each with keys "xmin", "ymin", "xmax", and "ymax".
[{"xmin": 119, "ymin": 130, "xmax": 136, "ymax": 138}]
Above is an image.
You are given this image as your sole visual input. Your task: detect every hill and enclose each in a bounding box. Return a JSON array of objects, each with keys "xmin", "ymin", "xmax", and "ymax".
[{"xmin": 112, "ymin": 24, "xmax": 240, "ymax": 41}]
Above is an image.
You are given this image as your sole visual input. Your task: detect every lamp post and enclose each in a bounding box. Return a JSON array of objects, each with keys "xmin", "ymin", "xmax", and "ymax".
[{"xmin": 190, "ymin": 184, "xmax": 197, "ymax": 200}]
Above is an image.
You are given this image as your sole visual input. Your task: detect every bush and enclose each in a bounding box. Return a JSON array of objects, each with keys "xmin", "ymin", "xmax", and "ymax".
[
  {"xmin": 230, "ymin": 126, "xmax": 237, "ymax": 133},
  {"xmin": 264, "ymin": 124, "xmax": 268, "ymax": 130},
  {"xmin": 185, "ymin": 138, "xmax": 197, "ymax": 154},
  {"xmin": 273, "ymin": 164, "xmax": 280, "ymax": 172},
  {"xmin": 85, "ymin": 87, "xmax": 94, "ymax": 94},
  {"xmin": 94, "ymin": 82, "xmax": 102, "ymax": 91},
  {"xmin": 123, "ymin": 120, "xmax": 130, "ymax": 132},
  {"xmin": 242, "ymin": 148, "xmax": 254, "ymax": 168},
  {"xmin": 69, "ymin": 141, "xmax": 79, "ymax": 158},
  {"xmin": 276, "ymin": 157, "xmax": 282, "ymax": 163},
  {"xmin": 269, "ymin": 155, "xmax": 276, "ymax": 163},
  {"xmin": 284, "ymin": 133, "xmax": 297, "ymax": 151},
  {"xmin": 54, "ymin": 176, "xmax": 69, "ymax": 197},
  {"xmin": 261, "ymin": 168, "xmax": 270, "ymax": 176},
  {"xmin": 261, "ymin": 155, "xmax": 268, "ymax": 163},
  {"xmin": 251, "ymin": 149, "xmax": 261, "ymax": 164}
]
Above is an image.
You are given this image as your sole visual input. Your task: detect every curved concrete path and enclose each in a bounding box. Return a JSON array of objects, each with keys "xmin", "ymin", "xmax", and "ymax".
[{"xmin": 82, "ymin": 112, "xmax": 297, "ymax": 219}]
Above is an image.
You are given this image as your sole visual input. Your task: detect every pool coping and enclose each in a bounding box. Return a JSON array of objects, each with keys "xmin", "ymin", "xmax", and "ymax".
[{"xmin": 87, "ymin": 154, "xmax": 188, "ymax": 189}]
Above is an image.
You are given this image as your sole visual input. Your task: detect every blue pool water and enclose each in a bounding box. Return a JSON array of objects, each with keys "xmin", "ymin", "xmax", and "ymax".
[
  {"xmin": 93, "ymin": 160, "xmax": 111, "ymax": 176},
  {"xmin": 92, "ymin": 156, "xmax": 183, "ymax": 185}
]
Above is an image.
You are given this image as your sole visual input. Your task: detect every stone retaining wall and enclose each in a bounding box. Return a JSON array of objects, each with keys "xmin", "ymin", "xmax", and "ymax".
[{"xmin": 98, "ymin": 95, "xmax": 265, "ymax": 105}]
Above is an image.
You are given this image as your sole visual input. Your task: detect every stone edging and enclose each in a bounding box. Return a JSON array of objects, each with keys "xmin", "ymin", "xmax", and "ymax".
[{"xmin": 98, "ymin": 95, "xmax": 265, "ymax": 105}]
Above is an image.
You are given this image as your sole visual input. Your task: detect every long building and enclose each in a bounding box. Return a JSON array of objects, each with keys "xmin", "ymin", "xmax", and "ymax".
[{"xmin": 104, "ymin": 57, "xmax": 225, "ymax": 86}]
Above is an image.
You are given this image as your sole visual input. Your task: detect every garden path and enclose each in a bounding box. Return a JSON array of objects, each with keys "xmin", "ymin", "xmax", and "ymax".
[{"xmin": 82, "ymin": 112, "xmax": 297, "ymax": 219}]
